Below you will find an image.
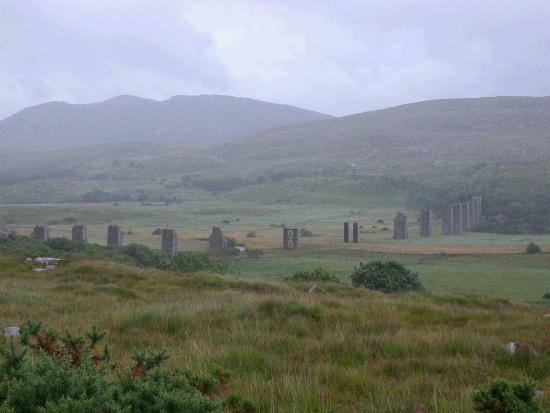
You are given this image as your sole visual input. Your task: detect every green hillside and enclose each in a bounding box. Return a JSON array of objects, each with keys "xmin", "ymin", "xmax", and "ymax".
[{"xmin": 1, "ymin": 97, "xmax": 550, "ymax": 233}]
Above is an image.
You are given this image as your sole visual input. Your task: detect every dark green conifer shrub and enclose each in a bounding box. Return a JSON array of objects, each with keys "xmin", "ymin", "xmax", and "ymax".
[
  {"xmin": 0, "ymin": 322, "xmax": 256, "ymax": 413},
  {"xmin": 290, "ymin": 267, "xmax": 339, "ymax": 283},
  {"xmin": 351, "ymin": 261, "xmax": 423, "ymax": 293},
  {"xmin": 526, "ymin": 242, "xmax": 542, "ymax": 254},
  {"xmin": 473, "ymin": 378, "xmax": 540, "ymax": 412}
]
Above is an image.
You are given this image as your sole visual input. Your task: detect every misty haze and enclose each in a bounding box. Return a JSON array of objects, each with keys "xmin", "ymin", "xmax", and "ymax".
[{"xmin": 1, "ymin": 1, "xmax": 550, "ymax": 412}]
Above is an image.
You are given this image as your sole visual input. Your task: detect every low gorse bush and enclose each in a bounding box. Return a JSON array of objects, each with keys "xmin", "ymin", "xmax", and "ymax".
[
  {"xmin": 290, "ymin": 267, "xmax": 339, "ymax": 283},
  {"xmin": 0, "ymin": 236, "xmax": 228, "ymax": 274},
  {"xmin": 351, "ymin": 261, "xmax": 423, "ymax": 293},
  {"xmin": 0, "ymin": 322, "xmax": 256, "ymax": 413},
  {"xmin": 526, "ymin": 242, "xmax": 542, "ymax": 254},
  {"xmin": 473, "ymin": 377, "xmax": 541, "ymax": 413}
]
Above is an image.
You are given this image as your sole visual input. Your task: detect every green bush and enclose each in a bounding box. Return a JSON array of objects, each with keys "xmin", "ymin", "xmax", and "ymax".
[
  {"xmin": 473, "ymin": 377, "xmax": 540, "ymax": 412},
  {"xmin": 542, "ymin": 292, "xmax": 550, "ymax": 300},
  {"xmin": 526, "ymin": 242, "xmax": 542, "ymax": 254},
  {"xmin": 290, "ymin": 267, "xmax": 339, "ymax": 283},
  {"xmin": 169, "ymin": 252, "xmax": 228, "ymax": 273},
  {"xmin": 46, "ymin": 237, "xmax": 85, "ymax": 253},
  {"xmin": 0, "ymin": 322, "xmax": 248, "ymax": 413},
  {"xmin": 123, "ymin": 243, "xmax": 159, "ymax": 267},
  {"xmin": 299, "ymin": 228, "xmax": 313, "ymax": 237},
  {"xmin": 351, "ymin": 261, "xmax": 423, "ymax": 293},
  {"xmin": 246, "ymin": 249, "xmax": 264, "ymax": 259}
]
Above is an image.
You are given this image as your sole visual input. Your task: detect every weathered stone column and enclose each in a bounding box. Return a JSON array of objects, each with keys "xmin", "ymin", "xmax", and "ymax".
[
  {"xmin": 161, "ymin": 229, "xmax": 177, "ymax": 254},
  {"xmin": 343, "ymin": 222, "xmax": 349, "ymax": 243},
  {"xmin": 420, "ymin": 209, "xmax": 432, "ymax": 237},
  {"xmin": 72, "ymin": 225, "xmax": 88, "ymax": 243},
  {"xmin": 352, "ymin": 222, "xmax": 359, "ymax": 243},
  {"xmin": 441, "ymin": 207, "xmax": 453, "ymax": 235},
  {"xmin": 209, "ymin": 226, "xmax": 228, "ymax": 250},
  {"xmin": 460, "ymin": 201, "xmax": 470, "ymax": 232},
  {"xmin": 32, "ymin": 225, "xmax": 49, "ymax": 241},
  {"xmin": 107, "ymin": 225, "xmax": 123, "ymax": 246},
  {"xmin": 393, "ymin": 213, "xmax": 408, "ymax": 239},
  {"xmin": 451, "ymin": 204, "xmax": 463, "ymax": 235}
]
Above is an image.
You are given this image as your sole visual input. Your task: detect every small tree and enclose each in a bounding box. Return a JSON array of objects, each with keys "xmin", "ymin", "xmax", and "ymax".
[
  {"xmin": 473, "ymin": 378, "xmax": 540, "ymax": 413},
  {"xmin": 351, "ymin": 261, "xmax": 422, "ymax": 293},
  {"xmin": 526, "ymin": 242, "xmax": 542, "ymax": 254}
]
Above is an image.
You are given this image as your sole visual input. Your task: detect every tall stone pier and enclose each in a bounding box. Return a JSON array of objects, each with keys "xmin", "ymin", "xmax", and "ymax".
[
  {"xmin": 343, "ymin": 222, "xmax": 349, "ymax": 243},
  {"xmin": 209, "ymin": 226, "xmax": 227, "ymax": 250},
  {"xmin": 441, "ymin": 207, "xmax": 453, "ymax": 235},
  {"xmin": 472, "ymin": 196, "xmax": 482, "ymax": 228},
  {"xmin": 32, "ymin": 225, "xmax": 49, "ymax": 241},
  {"xmin": 283, "ymin": 227, "xmax": 299, "ymax": 250},
  {"xmin": 161, "ymin": 229, "xmax": 178, "ymax": 254},
  {"xmin": 451, "ymin": 204, "xmax": 463, "ymax": 235},
  {"xmin": 393, "ymin": 213, "xmax": 408, "ymax": 239},
  {"xmin": 420, "ymin": 209, "xmax": 432, "ymax": 237},
  {"xmin": 352, "ymin": 222, "xmax": 359, "ymax": 243},
  {"xmin": 72, "ymin": 225, "xmax": 88, "ymax": 243},
  {"xmin": 107, "ymin": 225, "xmax": 123, "ymax": 247},
  {"xmin": 460, "ymin": 201, "xmax": 470, "ymax": 232}
]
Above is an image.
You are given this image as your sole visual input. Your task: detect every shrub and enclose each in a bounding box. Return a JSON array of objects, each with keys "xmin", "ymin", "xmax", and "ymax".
[
  {"xmin": 123, "ymin": 243, "xmax": 159, "ymax": 267},
  {"xmin": 246, "ymin": 249, "xmax": 264, "ymax": 259},
  {"xmin": 246, "ymin": 231, "xmax": 256, "ymax": 238},
  {"xmin": 0, "ymin": 322, "xmax": 240, "ymax": 413},
  {"xmin": 290, "ymin": 267, "xmax": 339, "ymax": 283},
  {"xmin": 226, "ymin": 237, "xmax": 238, "ymax": 248},
  {"xmin": 152, "ymin": 228, "xmax": 162, "ymax": 235},
  {"xmin": 300, "ymin": 228, "xmax": 313, "ymax": 237},
  {"xmin": 45, "ymin": 237, "xmax": 85, "ymax": 253},
  {"xmin": 526, "ymin": 242, "xmax": 542, "ymax": 254},
  {"xmin": 169, "ymin": 252, "xmax": 228, "ymax": 273},
  {"xmin": 542, "ymin": 292, "xmax": 550, "ymax": 300},
  {"xmin": 351, "ymin": 261, "xmax": 423, "ymax": 293},
  {"xmin": 472, "ymin": 377, "xmax": 540, "ymax": 412}
]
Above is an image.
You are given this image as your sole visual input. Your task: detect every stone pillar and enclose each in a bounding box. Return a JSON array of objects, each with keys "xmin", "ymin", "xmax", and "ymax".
[
  {"xmin": 32, "ymin": 225, "xmax": 49, "ymax": 241},
  {"xmin": 451, "ymin": 204, "xmax": 462, "ymax": 235},
  {"xmin": 393, "ymin": 213, "xmax": 408, "ymax": 239},
  {"xmin": 352, "ymin": 222, "xmax": 359, "ymax": 243},
  {"xmin": 343, "ymin": 222, "xmax": 349, "ymax": 243},
  {"xmin": 292, "ymin": 228, "xmax": 299, "ymax": 250},
  {"xmin": 468, "ymin": 198, "xmax": 476, "ymax": 229},
  {"xmin": 107, "ymin": 225, "xmax": 123, "ymax": 246},
  {"xmin": 209, "ymin": 226, "xmax": 227, "ymax": 250},
  {"xmin": 460, "ymin": 201, "xmax": 470, "ymax": 232},
  {"xmin": 283, "ymin": 227, "xmax": 299, "ymax": 250},
  {"xmin": 441, "ymin": 207, "xmax": 453, "ymax": 235},
  {"xmin": 472, "ymin": 195, "xmax": 482, "ymax": 228},
  {"xmin": 71, "ymin": 225, "xmax": 88, "ymax": 243},
  {"xmin": 420, "ymin": 209, "xmax": 432, "ymax": 237},
  {"xmin": 161, "ymin": 229, "xmax": 177, "ymax": 255}
]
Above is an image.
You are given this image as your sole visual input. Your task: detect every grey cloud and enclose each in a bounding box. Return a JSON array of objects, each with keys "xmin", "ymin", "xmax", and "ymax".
[{"xmin": 1, "ymin": 0, "xmax": 549, "ymax": 119}]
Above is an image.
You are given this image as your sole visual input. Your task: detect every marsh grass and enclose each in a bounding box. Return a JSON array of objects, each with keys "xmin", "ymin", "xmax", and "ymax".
[{"xmin": 1, "ymin": 254, "xmax": 549, "ymax": 412}]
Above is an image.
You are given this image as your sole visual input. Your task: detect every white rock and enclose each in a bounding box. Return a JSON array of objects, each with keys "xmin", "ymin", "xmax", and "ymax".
[
  {"xmin": 3, "ymin": 326, "xmax": 20, "ymax": 336},
  {"xmin": 505, "ymin": 342, "xmax": 517, "ymax": 354}
]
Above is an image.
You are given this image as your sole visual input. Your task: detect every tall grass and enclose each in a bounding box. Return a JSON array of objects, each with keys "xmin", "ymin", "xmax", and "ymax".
[{"xmin": 0, "ymin": 253, "xmax": 549, "ymax": 412}]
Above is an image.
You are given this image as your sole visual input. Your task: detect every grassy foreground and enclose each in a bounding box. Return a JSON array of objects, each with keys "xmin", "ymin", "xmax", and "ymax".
[{"xmin": 1, "ymin": 253, "xmax": 550, "ymax": 412}]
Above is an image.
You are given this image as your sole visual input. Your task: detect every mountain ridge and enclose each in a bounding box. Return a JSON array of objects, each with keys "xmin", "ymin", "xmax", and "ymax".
[{"xmin": 0, "ymin": 94, "xmax": 332, "ymax": 150}]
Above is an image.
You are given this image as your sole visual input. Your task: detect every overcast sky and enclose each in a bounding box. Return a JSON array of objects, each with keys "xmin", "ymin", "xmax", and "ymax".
[{"xmin": 1, "ymin": 0, "xmax": 550, "ymax": 119}]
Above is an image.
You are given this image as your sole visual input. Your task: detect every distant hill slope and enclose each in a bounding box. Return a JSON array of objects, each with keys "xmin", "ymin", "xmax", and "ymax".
[
  {"xmin": 0, "ymin": 95, "xmax": 331, "ymax": 150},
  {"xmin": 212, "ymin": 96, "xmax": 550, "ymax": 168}
]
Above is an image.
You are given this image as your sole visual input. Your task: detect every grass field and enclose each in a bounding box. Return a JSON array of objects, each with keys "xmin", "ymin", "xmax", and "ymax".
[
  {"xmin": 1, "ymin": 253, "xmax": 549, "ymax": 412},
  {"xmin": 2, "ymin": 199, "xmax": 550, "ymax": 410},
  {"xmin": 2, "ymin": 201, "xmax": 550, "ymax": 304}
]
